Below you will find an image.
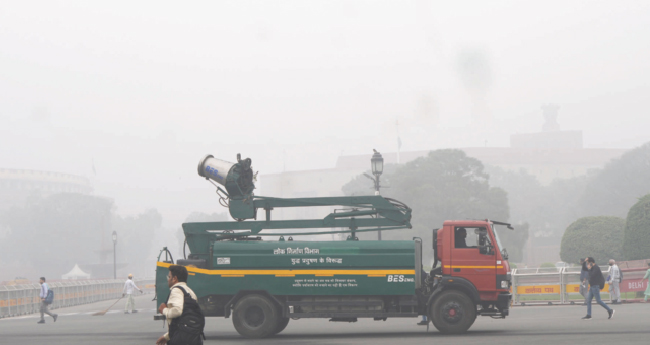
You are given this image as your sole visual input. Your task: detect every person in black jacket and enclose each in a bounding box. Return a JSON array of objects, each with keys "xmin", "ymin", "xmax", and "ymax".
[{"xmin": 582, "ymin": 257, "xmax": 614, "ymax": 320}]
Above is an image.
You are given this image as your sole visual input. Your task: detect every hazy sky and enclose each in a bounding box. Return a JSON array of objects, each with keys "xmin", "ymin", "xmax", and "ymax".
[{"xmin": 2, "ymin": 1, "xmax": 649, "ymax": 226}]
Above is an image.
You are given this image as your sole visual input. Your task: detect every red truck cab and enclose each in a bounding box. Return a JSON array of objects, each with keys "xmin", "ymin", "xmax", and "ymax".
[{"xmin": 432, "ymin": 220, "xmax": 512, "ymax": 322}]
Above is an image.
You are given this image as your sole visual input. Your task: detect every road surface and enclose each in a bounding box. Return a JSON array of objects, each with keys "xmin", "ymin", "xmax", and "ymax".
[{"xmin": 1, "ymin": 294, "xmax": 648, "ymax": 345}]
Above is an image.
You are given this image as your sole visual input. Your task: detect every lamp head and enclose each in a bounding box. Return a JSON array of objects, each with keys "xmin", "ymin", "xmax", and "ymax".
[{"xmin": 371, "ymin": 151, "xmax": 384, "ymax": 176}]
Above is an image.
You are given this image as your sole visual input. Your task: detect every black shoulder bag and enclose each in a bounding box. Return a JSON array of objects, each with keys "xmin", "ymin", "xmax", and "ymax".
[{"xmin": 167, "ymin": 286, "xmax": 206, "ymax": 345}]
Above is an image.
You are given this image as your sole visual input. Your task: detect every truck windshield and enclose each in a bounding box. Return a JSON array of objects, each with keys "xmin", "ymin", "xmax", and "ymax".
[{"xmin": 491, "ymin": 224, "xmax": 508, "ymax": 260}]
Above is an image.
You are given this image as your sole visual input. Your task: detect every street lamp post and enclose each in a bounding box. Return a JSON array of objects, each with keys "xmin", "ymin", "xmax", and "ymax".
[
  {"xmin": 371, "ymin": 150, "xmax": 384, "ymax": 240},
  {"xmin": 112, "ymin": 231, "xmax": 117, "ymax": 279}
]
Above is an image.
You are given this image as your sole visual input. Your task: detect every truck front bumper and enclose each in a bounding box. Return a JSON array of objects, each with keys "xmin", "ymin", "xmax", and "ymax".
[{"xmin": 497, "ymin": 293, "xmax": 512, "ymax": 317}]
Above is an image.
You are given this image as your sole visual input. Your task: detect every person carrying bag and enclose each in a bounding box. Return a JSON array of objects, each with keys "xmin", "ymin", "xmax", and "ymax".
[{"xmin": 156, "ymin": 265, "xmax": 205, "ymax": 345}]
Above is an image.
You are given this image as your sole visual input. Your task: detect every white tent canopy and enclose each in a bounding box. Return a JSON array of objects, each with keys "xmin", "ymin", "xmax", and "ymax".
[{"xmin": 61, "ymin": 264, "xmax": 91, "ymax": 280}]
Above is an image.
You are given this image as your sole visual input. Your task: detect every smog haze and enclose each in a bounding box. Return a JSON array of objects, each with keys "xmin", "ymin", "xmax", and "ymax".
[{"xmin": 1, "ymin": 1, "xmax": 649, "ymax": 280}]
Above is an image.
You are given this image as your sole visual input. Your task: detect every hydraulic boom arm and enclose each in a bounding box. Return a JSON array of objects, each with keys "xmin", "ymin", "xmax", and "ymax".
[{"xmin": 184, "ymin": 154, "xmax": 412, "ymax": 254}]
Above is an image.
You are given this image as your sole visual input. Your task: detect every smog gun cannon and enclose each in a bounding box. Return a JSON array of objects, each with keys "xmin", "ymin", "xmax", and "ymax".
[
  {"xmin": 185, "ymin": 153, "xmax": 413, "ymax": 245},
  {"xmin": 155, "ymin": 154, "xmax": 513, "ymax": 338}
]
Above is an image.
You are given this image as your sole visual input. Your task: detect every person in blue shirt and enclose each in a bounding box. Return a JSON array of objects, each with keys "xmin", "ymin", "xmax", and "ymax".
[{"xmin": 38, "ymin": 277, "xmax": 57, "ymax": 324}]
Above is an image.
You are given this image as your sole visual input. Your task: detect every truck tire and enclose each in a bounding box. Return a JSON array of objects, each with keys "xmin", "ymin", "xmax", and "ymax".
[
  {"xmin": 429, "ymin": 290, "xmax": 476, "ymax": 334},
  {"xmin": 272, "ymin": 317, "xmax": 290, "ymax": 335},
  {"xmin": 232, "ymin": 294, "xmax": 280, "ymax": 338}
]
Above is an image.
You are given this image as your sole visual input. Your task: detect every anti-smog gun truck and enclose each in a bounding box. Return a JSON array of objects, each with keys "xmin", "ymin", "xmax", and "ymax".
[{"xmin": 155, "ymin": 154, "xmax": 513, "ymax": 338}]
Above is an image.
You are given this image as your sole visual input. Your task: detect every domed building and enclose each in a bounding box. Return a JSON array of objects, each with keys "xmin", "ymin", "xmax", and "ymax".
[{"xmin": 0, "ymin": 168, "xmax": 92, "ymax": 211}]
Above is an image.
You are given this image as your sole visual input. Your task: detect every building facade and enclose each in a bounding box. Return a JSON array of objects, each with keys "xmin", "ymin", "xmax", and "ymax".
[{"xmin": 0, "ymin": 168, "xmax": 92, "ymax": 211}]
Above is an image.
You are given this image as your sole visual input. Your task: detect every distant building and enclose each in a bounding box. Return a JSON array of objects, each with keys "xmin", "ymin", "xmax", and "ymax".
[
  {"xmin": 260, "ymin": 106, "xmax": 629, "ymax": 266},
  {"xmin": 262, "ymin": 145, "xmax": 626, "ymax": 210},
  {"xmin": 511, "ymin": 104, "xmax": 582, "ymax": 150},
  {"xmin": 262, "ymin": 106, "xmax": 626, "ymax": 202},
  {"xmin": 0, "ymin": 168, "xmax": 93, "ymax": 281},
  {"xmin": 334, "ymin": 147, "xmax": 626, "ymax": 186},
  {"xmin": 0, "ymin": 168, "xmax": 92, "ymax": 211}
]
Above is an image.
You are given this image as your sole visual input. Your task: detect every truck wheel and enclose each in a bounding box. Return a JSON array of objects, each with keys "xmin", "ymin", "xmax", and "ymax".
[
  {"xmin": 232, "ymin": 294, "xmax": 280, "ymax": 338},
  {"xmin": 429, "ymin": 290, "xmax": 476, "ymax": 334},
  {"xmin": 272, "ymin": 317, "xmax": 290, "ymax": 335}
]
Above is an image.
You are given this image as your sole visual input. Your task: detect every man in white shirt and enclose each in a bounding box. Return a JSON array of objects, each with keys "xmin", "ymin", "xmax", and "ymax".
[
  {"xmin": 38, "ymin": 277, "xmax": 57, "ymax": 324},
  {"xmin": 607, "ymin": 259, "xmax": 622, "ymax": 304},
  {"xmin": 122, "ymin": 274, "xmax": 142, "ymax": 314},
  {"xmin": 156, "ymin": 265, "xmax": 198, "ymax": 345}
]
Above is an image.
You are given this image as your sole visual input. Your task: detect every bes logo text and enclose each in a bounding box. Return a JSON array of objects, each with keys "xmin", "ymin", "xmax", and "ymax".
[
  {"xmin": 205, "ymin": 166, "xmax": 222, "ymax": 180},
  {"xmin": 387, "ymin": 275, "xmax": 414, "ymax": 283}
]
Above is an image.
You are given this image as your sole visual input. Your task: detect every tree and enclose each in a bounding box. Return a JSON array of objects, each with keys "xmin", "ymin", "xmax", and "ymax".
[
  {"xmin": 343, "ymin": 149, "xmax": 509, "ymax": 264},
  {"xmin": 497, "ymin": 222, "xmax": 529, "ymax": 263},
  {"xmin": 622, "ymin": 194, "xmax": 650, "ymax": 260},
  {"xmin": 112, "ymin": 208, "xmax": 162, "ymax": 276},
  {"xmin": 390, "ymin": 149, "xmax": 508, "ymax": 223},
  {"xmin": 486, "ymin": 165, "xmax": 588, "ymax": 237},
  {"xmin": 486, "ymin": 166, "xmax": 589, "ymax": 263},
  {"xmin": 559, "ymin": 216, "xmax": 625, "ymax": 265},
  {"xmin": 541, "ymin": 176, "xmax": 589, "ymax": 236},
  {"xmin": 577, "ymin": 142, "xmax": 650, "ymax": 218}
]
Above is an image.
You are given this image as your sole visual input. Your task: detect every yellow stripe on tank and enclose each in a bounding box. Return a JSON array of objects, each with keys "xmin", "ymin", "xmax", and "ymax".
[{"xmin": 157, "ymin": 261, "xmax": 415, "ymax": 277}]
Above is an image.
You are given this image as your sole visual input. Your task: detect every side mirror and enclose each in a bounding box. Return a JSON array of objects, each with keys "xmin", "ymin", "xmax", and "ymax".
[{"xmin": 479, "ymin": 244, "xmax": 494, "ymax": 255}]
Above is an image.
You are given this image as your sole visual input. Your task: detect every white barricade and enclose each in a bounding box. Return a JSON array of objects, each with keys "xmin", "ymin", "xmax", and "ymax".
[
  {"xmin": 512, "ymin": 266, "xmax": 611, "ymax": 305},
  {"xmin": 0, "ymin": 279, "xmax": 154, "ymax": 319},
  {"xmin": 512, "ymin": 267, "xmax": 564, "ymax": 305}
]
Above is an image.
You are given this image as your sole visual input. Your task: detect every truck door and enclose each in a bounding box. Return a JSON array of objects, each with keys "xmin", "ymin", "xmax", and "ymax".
[{"xmin": 450, "ymin": 226, "xmax": 496, "ymax": 292}]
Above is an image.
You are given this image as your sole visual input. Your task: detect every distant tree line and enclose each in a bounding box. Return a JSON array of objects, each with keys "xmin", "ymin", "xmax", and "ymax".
[
  {"xmin": 560, "ymin": 194, "xmax": 650, "ymax": 264},
  {"xmin": 0, "ymin": 193, "xmax": 161, "ymax": 279},
  {"xmin": 342, "ymin": 149, "xmax": 527, "ymax": 263},
  {"xmin": 556, "ymin": 143, "xmax": 650, "ymax": 263},
  {"xmin": 343, "ymin": 142, "xmax": 650, "ymax": 264},
  {"xmin": 489, "ymin": 142, "xmax": 650, "ymax": 263}
]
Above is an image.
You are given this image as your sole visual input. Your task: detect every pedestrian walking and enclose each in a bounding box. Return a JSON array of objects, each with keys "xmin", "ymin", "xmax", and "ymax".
[
  {"xmin": 37, "ymin": 277, "xmax": 57, "ymax": 324},
  {"xmin": 582, "ymin": 257, "xmax": 614, "ymax": 320},
  {"xmin": 417, "ymin": 315, "xmax": 428, "ymax": 325},
  {"xmin": 580, "ymin": 258, "xmax": 590, "ymax": 305},
  {"xmin": 606, "ymin": 259, "xmax": 621, "ymax": 304},
  {"xmin": 156, "ymin": 265, "xmax": 204, "ymax": 345},
  {"xmin": 641, "ymin": 262, "xmax": 650, "ymax": 302},
  {"xmin": 123, "ymin": 274, "xmax": 143, "ymax": 314}
]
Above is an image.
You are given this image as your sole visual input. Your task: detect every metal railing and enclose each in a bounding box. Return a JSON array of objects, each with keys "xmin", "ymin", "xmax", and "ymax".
[
  {"xmin": 0, "ymin": 279, "xmax": 154, "ymax": 319},
  {"xmin": 512, "ymin": 267, "xmax": 611, "ymax": 305}
]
